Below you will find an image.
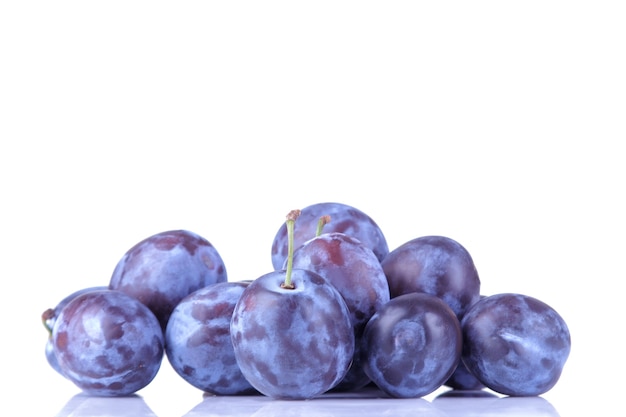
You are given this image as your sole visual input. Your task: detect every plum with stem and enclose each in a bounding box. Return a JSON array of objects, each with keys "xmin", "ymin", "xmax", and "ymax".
[
  {"xmin": 290, "ymin": 225, "xmax": 390, "ymax": 391},
  {"xmin": 42, "ymin": 285, "xmax": 108, "ymax": 376},
  {"xmin": 271, "ymin": 202, "xmax": 389, "ymax": 270},
  {"xmin": 230, "ymin": 210, "xmax": 355, "ymax": 400}
]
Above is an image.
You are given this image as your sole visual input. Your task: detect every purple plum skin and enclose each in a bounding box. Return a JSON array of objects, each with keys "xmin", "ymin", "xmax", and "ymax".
[
  {"xmin": 230, "ymin": 269, "xmax": 355, "ymax": 400},
  {"xmin": 42, "ymin": 286, "xmax": 109, "ymax": 376},
  {"xmin": 381, "ymin": 235, "xmax": 481, "ymax": 319},
  {"xmin": 443, "ymin": 294, "xmax": 486, "ymax": 391},
  {"xmin": 290, "ymin": 232, "xmax": 391, "ymax": 391},
  {"xmin": 361, "ymin": 292, "xmax": 462, "ymax": 398},
  {"xmin": 461, "ymin": 293, "xmax": 571, "ymax": 396},
  {"xmin": 109, "ymin": 230, "xmax": 228, "ymax": 331},
  {"xmin": 165, "ymin": 281, "xmax": 257, "ymax": 396},
  {"xmin": 45, "ymin": 338, "xmax": 62, "ymax": 375},
  {"xmin": 271, "ymin": 202, "xmax": 389, "ymax": 270},
  {"xmin": 443, "ymin": 361, "xmax": 485, "ymax": 391},
  {"xmin": 52, "ymin": 289, "xmax": 164, "ymax": 397}
]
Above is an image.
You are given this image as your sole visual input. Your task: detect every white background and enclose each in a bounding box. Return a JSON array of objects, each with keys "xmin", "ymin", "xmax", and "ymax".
[{"xmin": 1, "ymin": 2, "xmax": 624, "ymax": 416}]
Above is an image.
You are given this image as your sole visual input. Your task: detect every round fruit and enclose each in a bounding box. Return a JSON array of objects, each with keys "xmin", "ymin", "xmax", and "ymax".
[
  {"xmin": 42, "ymin": 285, "xmax": 109, "ymax": 376},
  {"xmin": 361, "ymin": 292, "xmax": 462, "ymax": 398},
  {"xmin": 231, "ymin": 210, "xmax": 355, "ymax": 399},
  {"xmin": 165, "ymin": 281, "xmax": 257, "ymax": 395},
  {"xmin": 109, "ymin": 229, "xmax": 228, "ymax": 330},
  {"xmin": 230, "ymin": 269, "xmax": 355, "ymax": 399},
  {"xmin": 461, "ymin": 293, "xmax": 571, "ymax": 396},
  {"xmin": 381, "ymin": 235, "xmax": 481, "ymax": 319},
  {"xmin": 52, "ymin": 289, "xmax": 164, "ymax": 396}
]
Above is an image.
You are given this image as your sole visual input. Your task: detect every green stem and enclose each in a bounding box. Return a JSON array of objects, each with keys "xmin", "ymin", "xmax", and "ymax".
[
  {"xmin": 282, "ymin": 209, "xmax": 301, "ymax": 289},
  {"xmin": 42, "ymin": 308, "xmax": 54, "ymax": 337},
  {"xmin": 315, "ymin": 215, "xmax": 331, "ymax": 237}
]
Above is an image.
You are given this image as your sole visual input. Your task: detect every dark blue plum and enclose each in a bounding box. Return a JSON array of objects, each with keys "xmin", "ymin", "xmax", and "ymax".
[
  {"xmin": 361, "ymin": 292, "xmax": 462, "ymax": 398},
  {"xmin": 52, "ymin": 289, "xmax": 164, "ymax": 396},
  {"xmin": 165, "ymin": 281, "xmax": 257, "ymax": 396},
  {"xmin": 461, "ymin": 293, "xmax": 571, "ymax": 396},
  {"xmin": 290, "ymin": 232, "xmax": 390, "ymax": 391},
  {"xmin": 381, "ymin": 235, "xmax": 481, "ymax": 319},
  {"xmin": 230, "ymin": 269, "xmax": 355, "ymax": 400},
  {"xmin": 42, "ymin": 286, "xmax": 109, "ymax": 376},
  {"xmin": 271, "ymin": 202, "xmax": 389, "ymax": 270},
  {"xmin": 109, "ymin": 229, "xmax": 228, "ymax": 331}
]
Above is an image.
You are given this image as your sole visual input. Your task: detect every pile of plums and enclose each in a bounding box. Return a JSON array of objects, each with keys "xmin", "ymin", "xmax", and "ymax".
[{"xmin": 42, "ymin": 202, "xmax": 571, "ymax": 399}]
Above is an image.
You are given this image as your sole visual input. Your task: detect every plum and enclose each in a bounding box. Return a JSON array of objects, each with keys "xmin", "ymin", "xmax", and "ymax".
[
  {"xmin": 461, "ymin": 293, "xmax": 571, "ymax": 396},
  {"xmin": 230, "ymin": 210, "xmax": 355, "ymax": 399},
  {"xmin": 381, "ymin": 235, "xmax": 481, "ymax": 319},
  {"xmin": 361, "ymin": 292, "xmax": 462, "ymax": 398},
  {"xmin": 165, "ymin": 281, "xmax": 257, "ymax": 395},
  {"xmin": 42, "ymin": 285, "xmax": 108, "ymax": 376},
  {"xmin": 109, "ymin": 229, "xmax": 227, "ymax": 331},
  {"xmin": 51, "ymin": 289, "xmax": 164, "ymax": 396},
  {"xmin": 230, "ymin": 269, "xmax": 354, "ymax": 399},
  {"xmin": 290, "ymin": 231, "xmax": 390, "ymax": 391}
]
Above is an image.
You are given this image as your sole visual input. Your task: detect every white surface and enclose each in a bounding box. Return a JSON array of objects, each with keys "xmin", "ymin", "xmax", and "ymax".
[
  {"xmin": 53, "ymin": 387, "xmax": 564, "ymax": 417},
  {"xmin": 2, "ymin": 2, "xmax": 624, "ymax": 416}
]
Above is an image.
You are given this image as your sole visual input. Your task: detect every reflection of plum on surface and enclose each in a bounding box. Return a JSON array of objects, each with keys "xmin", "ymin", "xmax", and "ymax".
[{"xmin": 55, "ymin": 394, "xmax": 158, "ymax": 417}]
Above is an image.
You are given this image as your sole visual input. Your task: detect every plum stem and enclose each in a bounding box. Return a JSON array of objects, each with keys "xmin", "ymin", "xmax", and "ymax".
[
  {"xmin": 282, "ymin": 209, "xmax": 301, "ymax": 289},
  {"xmin": 315, "ymin": 215, "xmax": 331, "ymax": 237},
  {"xmin": 42, "ymin": 308, "xmax": 54, "ymax": 336}
]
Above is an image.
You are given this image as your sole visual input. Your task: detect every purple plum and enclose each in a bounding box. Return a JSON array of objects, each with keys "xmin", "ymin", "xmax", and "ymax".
[
  {"xmin": 381, "ymin": 235, "xmax": 481, "ymax": 319},
  {"xmin": 360, "ymin": 292, "xmax": 462, "ymax": 398},
  {"xmin": 165, "ymin": 281, "xmax": 257, "ymax": 395},
  {"xmin": 461, "ymin": 293, "xmax": 571, "ymax": 396},
  {"xmin": 230, "ymin": 268, "xmax": 354, "ymax": 399},
  {"xmin": 51, "ymin": 289, "xmax": 164, "ymax": 396},
  {"xmin": 109, "ymin": 229, "xmax": 227, "ymax": 331}
]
